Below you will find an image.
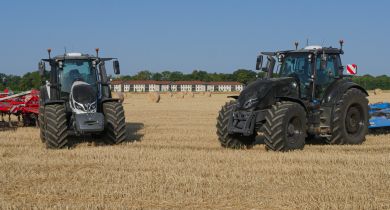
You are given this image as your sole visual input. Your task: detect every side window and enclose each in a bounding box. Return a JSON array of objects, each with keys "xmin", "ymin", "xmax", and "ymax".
[
  {"xmin": 315, "ymin": 55, "xmax": 339, "ymax": 98},
  {"xmin": 316, "ymin": 55, "xmax": 337, "ymax": 86}
]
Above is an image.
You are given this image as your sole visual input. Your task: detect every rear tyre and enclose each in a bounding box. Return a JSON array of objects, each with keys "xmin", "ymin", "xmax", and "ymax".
[
  {"xmin": 264, "ymin": 101, "xmax": 307, "ymax": 152},
  {"xmin": 38, "ymin": 106, "xmax": 45, "ymax": 142},
  {"xmin": 38, "ymin": 87, "xmax": 48, "ymax": 143},
  {"xmin": 44, "ymin": 104, "xmax": 69, "ymax": 149},
  {"xmin": 216, "ymin": 101, "xmax": 256, "ymax": 149},
  {"xmin": 326, "ymin": 88, "xmax": 368, "ymax": 145},
  {"xmin": 103, "ymin": 102, "xmax": 127, "ymax": 144}
]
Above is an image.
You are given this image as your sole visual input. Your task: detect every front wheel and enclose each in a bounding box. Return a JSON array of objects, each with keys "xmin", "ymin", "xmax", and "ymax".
[
  {"xmin": 103, "ymin": 102, "xmax": 127, "ymax": 144},
  {"xmin": 38, "ymin": 87, "xmax": 48, "ymax": 143},
  {"xmin": 44, "ymin": 104, "xmax": 69, "ymax": 149},
  {"xmin": 216, "ymin": 101, "xmax": 256, "ymax": 149},
  {"xmin": 264, "ymin": 101, "xmax": 307, "ymax": 152}
]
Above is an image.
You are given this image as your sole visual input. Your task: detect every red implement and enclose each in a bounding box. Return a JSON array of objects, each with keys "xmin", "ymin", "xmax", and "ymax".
[{"xmin": 0, "ymin": 89, "xmax": 40, "ymax": 126}]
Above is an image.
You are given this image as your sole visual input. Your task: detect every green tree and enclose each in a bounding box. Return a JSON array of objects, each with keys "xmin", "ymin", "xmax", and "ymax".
[
  {"xmin": 232, "ymin": 69, "xmax": 257, "ymax": 84},
  {"xmin": 161, "ymin": 71, "xmax": 172, "ymax": 81},
  {"xmin": 132, "ymin": 70, "xmax": 152, "ymax": 80},
  {"xmin": 119, "ymin": 75, "xmax": 133, "ymax": 80},
  {"xmin": 169, "ymin": 71, "xmax": 184, "ymax": 81},
  {"xmin": 19, "ymin": 71, "xmax": 41, "ymax": 90},
  {"xmin": 151, "ymin": 72, "xmax": 163, "ymax": 81},
  {"xmin": 191, "ymin": 70, "xmax": 210, "ymax": 81}
]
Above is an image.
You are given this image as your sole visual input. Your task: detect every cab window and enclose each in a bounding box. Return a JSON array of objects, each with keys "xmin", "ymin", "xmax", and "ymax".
[
  {"xmin": 315, "ymin": 54, "xmax": 340, "ymax": 97},
  {"xmin": 59, "ymin": 60, "xmax": 97, "ymax": 94},
  {"xmin": 280, "ymin": 54, "xmax": 312, "ymax": 98}
]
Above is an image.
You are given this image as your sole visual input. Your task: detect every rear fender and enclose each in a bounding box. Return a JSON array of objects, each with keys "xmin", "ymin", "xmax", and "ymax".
[
  {"xmin": 101, "ymin": 98, "xmax": 121, "ymax": 103},
  {"xmin": 44, "ymin": 100, "xmax": 66, "ymax": 106},
  {"xmin": 322, "ymin": 80, "xmax": 368, "ymax": 105}
]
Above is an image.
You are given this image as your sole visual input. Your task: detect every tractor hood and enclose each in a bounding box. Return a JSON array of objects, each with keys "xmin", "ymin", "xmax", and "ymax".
[
  {"xmin": 69, "ymin": 81, "xmax": 97, "ymax": 114},
  {"xmin": 236, "ymin": 77, "xmax": 298, "ymax": 110}
]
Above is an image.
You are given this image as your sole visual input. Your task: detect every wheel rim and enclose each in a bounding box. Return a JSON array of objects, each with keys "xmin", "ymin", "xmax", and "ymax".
[
  {"xmin": 345, "ymin": 104, "xmax": 364, "ymax": 135},
  {"xmin": 287, "ymin": 116, "xmax": 303, "ymax": 144}
]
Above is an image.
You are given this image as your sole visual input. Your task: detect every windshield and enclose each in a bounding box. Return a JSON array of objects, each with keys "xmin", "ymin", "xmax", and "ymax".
[
  {"xmin": 279, "ymin": 54, "xmax": 311, "ymax": 78},
  {"xmin": 279, "ymin": 54, "xmax": 312, "ymax": 98},
  {"xmin": 59, "ymin": 60, "xmax": 97, "ymax": 94}
]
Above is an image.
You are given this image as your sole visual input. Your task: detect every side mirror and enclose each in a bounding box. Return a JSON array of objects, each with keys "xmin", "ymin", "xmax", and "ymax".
[
  {"xmin": 113, "ymin": 60, "xmax": 120, "ymax": 75},
  {"xmin": 38, "ymin": 61, "xmax": 45, "ymax": 77},
  {"xmin": 255, "ymin": 55, "xmax": 263, "ymax": 70},
  {"xmin": 345, "ymin": 64, "xmax": 357, "ymax": 75}
]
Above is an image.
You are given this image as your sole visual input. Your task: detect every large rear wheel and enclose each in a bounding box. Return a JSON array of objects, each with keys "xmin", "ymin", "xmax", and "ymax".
[
  {"xmin": 103, "ymin": 102, "xmax": 127, "ymax": 144},
  {"xmin": 326, "ymin": 88, "xmax": 368, "ymax": 144},
  {"xmin": 216, "ymin": 101, "xmax": 256, "ymax": 149},
  {"xmin": 264, "ymin": 101, "xmax": 307, "ymax": 152}
]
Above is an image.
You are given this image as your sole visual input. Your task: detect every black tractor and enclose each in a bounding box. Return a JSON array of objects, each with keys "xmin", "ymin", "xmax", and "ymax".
[
  {"xmin": 216, "ymin": 41, "xmax": 369, "ymax": 151},
  {"xmin": 38, "ymin": 49, "xmax": 127, "ymax": 149}
]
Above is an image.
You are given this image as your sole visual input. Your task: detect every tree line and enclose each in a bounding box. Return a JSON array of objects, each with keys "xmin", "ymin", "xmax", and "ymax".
[
  {"xmin": 0, "ymin": 70, "xmax": 389, "ymax": 91},
  {"xmin": 119, "ymin": 69, "xmax": 260, "ymax": 84}
]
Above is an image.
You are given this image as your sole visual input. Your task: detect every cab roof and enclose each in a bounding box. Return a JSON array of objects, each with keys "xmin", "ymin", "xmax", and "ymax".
[
  {"xmin": 281, "ymin": 46, "xmax": 343, "ymax": 54},
  {"xmin": 262, "ymin": 46, "xmax": 343, "ymax": 56},
  {"xmin": 42, "ymin": 52, "xmax": 115, "ymax": 62}
]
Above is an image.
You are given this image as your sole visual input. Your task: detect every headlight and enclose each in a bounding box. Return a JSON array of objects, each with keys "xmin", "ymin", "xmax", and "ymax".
[
  {"xmin": 89, "ymin": 102, "xmax": 96, "ymax": 111},
  {"xmin": 87, "ymin": 102, "xmax": 97, "ymax": 112},
  {"xmin": 74, "ymin": 101, "xmax": 85, "ymax": 111},
  {"xmin": 291, "ymin": 82, "xmax": 297, "ymax": 88},
  {"xmin": 243, "ymin": 98, "xmax": 258, "ymax": 109}
]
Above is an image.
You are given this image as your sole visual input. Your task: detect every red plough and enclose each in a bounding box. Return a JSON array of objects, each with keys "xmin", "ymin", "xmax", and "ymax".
[{"xmin": 0, "ymin": 89, "xmax": 39, "ymax": 127}]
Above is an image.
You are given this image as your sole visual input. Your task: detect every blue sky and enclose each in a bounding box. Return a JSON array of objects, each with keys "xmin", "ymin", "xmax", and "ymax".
[{"xmin": 0, "ymin": 0, "xmax": 389, "ymax": 76}]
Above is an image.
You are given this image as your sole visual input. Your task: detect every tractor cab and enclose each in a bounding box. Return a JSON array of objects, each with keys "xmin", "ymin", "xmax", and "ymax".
[
  {"xmin": 257, "ymin": 44, "xmax": 347, "ymax": 101},
  {"xmin": 280, "ymin": 47, "xmax": 343, "ymax": 100},
  {"xmin": 39, "ymin": 49, "xmax": 120, "ymax": 102}
]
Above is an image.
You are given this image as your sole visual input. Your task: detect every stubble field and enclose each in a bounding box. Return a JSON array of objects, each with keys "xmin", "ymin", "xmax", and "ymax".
[{"xmin": 1, "ymin": 92, "xmax": 390, "ymax": 209}]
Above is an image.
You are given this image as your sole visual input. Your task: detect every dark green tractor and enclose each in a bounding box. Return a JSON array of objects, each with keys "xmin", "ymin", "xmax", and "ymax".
[
  {"xmin": 38, "ymin": 49, "xmax": 127, "ymax": 149},
  {"xmin": 216, "ymin": 41, "xmax": 369, "ymax": 151}
]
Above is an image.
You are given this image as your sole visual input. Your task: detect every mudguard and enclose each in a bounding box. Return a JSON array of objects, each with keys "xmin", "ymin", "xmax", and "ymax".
[
  {"xmin": 44, "ymin": 100, "xmax": 66, "ymax": 106},
  {"xmin": 322, "ymin": 79, "xmax": 368, "ymax": 105}
]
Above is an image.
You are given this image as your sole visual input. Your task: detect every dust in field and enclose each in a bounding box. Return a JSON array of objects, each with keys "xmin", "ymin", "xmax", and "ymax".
[{"xmin": 1, "ymin": 93, "xmax": 390, "ymax": 209}]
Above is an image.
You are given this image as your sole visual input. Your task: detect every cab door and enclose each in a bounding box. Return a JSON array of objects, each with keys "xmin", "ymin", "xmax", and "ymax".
[{"xmin": 315, "ymin": 54, "xmax": 341, "ymax": 99}]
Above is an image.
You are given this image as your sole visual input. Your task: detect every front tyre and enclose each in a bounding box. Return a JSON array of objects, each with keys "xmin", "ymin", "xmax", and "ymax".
[
  {"xmin": 216, "ymin": 101, "xmax": 256, "ymax": 149},
  {"xmin": 44, "ymin": 104, "xmax": 69, "ymax": 149},
  {"xmin": 326, "ymin": 88, "xmax": 369, "ymax": 145},
  {"xmin": 38, "ymin": 87, "xmax": 48, "ymax": 143},
  {"xmin": 264, "ymin": 101, "xmax": 307, "ymax": 152},
  {"xmin": 103, "ymin": 102, "xmax": 127, "ymax": 144}
]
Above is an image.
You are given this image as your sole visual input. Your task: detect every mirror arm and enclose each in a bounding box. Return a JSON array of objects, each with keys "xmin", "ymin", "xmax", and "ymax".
[
  {"xmin": 256, "ymin": 55, "xmax": 263, "ymax": 70},
  {"xmin": 266, "ymin": 56, "xmax": 276, "ymax": 78}
]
